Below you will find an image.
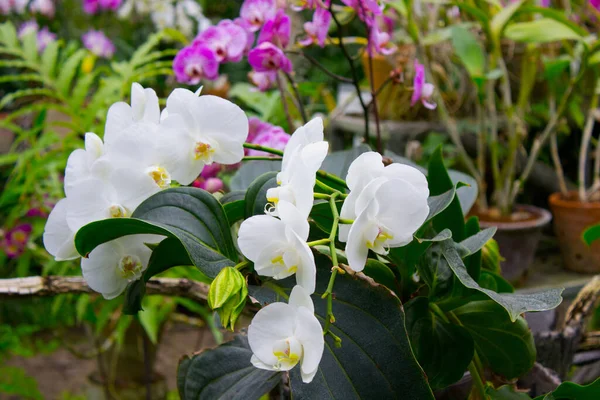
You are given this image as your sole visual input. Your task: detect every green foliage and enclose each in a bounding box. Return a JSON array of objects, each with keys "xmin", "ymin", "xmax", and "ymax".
[
  {"xmin": 0, "ymin": 366, "xmax": 43, "ymax": 400},
  {"xmin": 583, "ymin": 223, "xmax": 600, "ymax": 246},
  {"xmin": 533, "ymin": 377, "xmax": 600, "ymax": 400},
  {"xmin": 207, "ymin": 267, "xmax": 248, "ymax": 331}
]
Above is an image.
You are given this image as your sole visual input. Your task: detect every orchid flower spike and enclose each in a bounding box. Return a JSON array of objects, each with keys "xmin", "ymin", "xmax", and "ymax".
[
  {"xmin": 411, "ymin": 60, "xmax": 437, "ymax": 110},
  {"xmin": 248, "ymin": 285, "xmax": 324, "ymax": 383}
]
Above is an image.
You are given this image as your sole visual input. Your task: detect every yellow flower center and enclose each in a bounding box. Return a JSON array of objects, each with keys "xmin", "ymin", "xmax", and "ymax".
[
  {"xmin": 194, "ymin": 142, "xmax": 215, "ymax": 162},
  {"xmin": 147, "ymin": 166, "xmax": 171, "ymax": 188},
  {"xmin": 272, "ymin": 338, "xmax": 302, "ymax": 370},
  {"xmin": 118, "ymin": 255, "xmax": 143, "ymax": 279},
  {"xmin": 366, "ymin": 228, "xmax": 394, "ymax": 250},
  {"xmin": 109, "ymin": 204, "xmax": 128, "ymax": 218}
]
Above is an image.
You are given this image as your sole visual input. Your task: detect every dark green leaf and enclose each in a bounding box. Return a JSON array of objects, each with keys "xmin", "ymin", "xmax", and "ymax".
[
  {"xmin": 487, "ymin": 384, "xmax": 532, "ymax": 399},
  {"xmin": 363, "ymin": 259, "xmax": 398, "ymax": 291},
  {"xmin": 453, "ymin": 301, "xmax": 536, "ymax": 379},
  {"xmin": 230, "ymin": 160, "xmax": 281, "ymax": 191},
  {"xmin": 533, "ymin": 377, "xmax": 600, "ymax": 400},
  {"xmin": 177, "ymin": 335, "xmax": 282, "ymax": 400},
  {"xmin": 251, "ymin": 261, "xmax": 435, "ymax": 400},
  {"xmin": 221, "ymin": 190, "xmax": 246, "ymax": 225},
  {"xmin": 464, "ymin": 217, "xmax": 483, "ymax": 281},
  {"xmin": 459, "ymin": 227, "xmax": 497, "ymax": 257},
  {"xmin": 428, "ymin": 147, "xmax": 467, "ymax": 242},
  {"xmin": 479, "ymin": 271, "xmax": 514, "ymax": 294},
  {"xmin": 244, "ymin": 171, "xmax": 278, "ymax": 218},
  {"xmin": 441, "ymin": 241, "xmax": 562, "ymax": 322},
  {"xmin": 405, "ymin": 297, "xmax": 474, "ymax": 390},
  {"xmin": 426, "ymin": 187, "xmax": 458, "ymax": 223},
  {"xmin": 417, "ymin": 243, "xmax": 455, "ymax": 300}
]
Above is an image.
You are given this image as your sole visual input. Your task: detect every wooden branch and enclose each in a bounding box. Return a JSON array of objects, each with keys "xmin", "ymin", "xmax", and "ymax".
[{"xmin": 0, "ymin": 276, "xmax": 209, "ymax": 302}]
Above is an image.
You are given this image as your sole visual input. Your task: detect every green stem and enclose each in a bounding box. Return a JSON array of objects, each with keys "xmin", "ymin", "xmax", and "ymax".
[
  {"xmin": 242, "ymin": 156, "xmax": 282, "ymax": 161},
  {"xmin": 314, "ymin": 193, "xmax": 331, "ymax": 200},
  {"xmin": 322, "ymin": 192, "xmax": 343, "ymax": 340},
  {"xmin": 316, "ymin": 170, "xmax": 348, "ymax": 189},
  {"xmin": 307, "ymin": 238, "xmax": 331, "ymax": 247},
  {"xmin": 429, "ymin": 303, "xmax": 450, "ymax": 324},
  {"xmin": 468, "ymin": 362, "xmax": 487, "ymax": 400},
  {"xmin": 338, "ymin": 218, "xmax": 354, "ymax": 225},
  {"xmin": 234, "ymin": 260, "xmax": 249, "ymax": 271},
  {"xmin": 243, "ymin": 143, "xmax": 284, "ymax": 156},
  {"xmin": 315, "ymin": 179, "xmax": 339, "ymax": 194}
]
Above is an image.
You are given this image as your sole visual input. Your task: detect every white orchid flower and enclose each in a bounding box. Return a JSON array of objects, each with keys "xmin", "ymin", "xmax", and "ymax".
[
  {"xmin": 160, "ymin": 88, "xmax": 249, "ymax": 185},
  {"xmin": 339, "ymin": 151, "xmax": 429, "ymax": 242},
  {"xmin": 81, "ymin": 234, "xmax": 164, "ymax": 299},
  {"xmin": 43, "ymin": 198, "xmax": 78, "ymax": 261},
  {"xmin": 64, "ymin": 132, "xmax": 106, "ymax": 197},
  {"xmin": 104, "ymin": 83, "xmax": 161, "ymax": 145},
  {"xmin": 345, "ymin": 179, "xmax": 429, "ymax": 272},
  {"xmin": 266, "ymin": 117, "xmax": 328, "ymax": 218},
  {"xmin": 248, "ymin": 285, "xmax": 324, "ymax": 383},
  {"xmin": 238, "ymin": 201, "xmax": 316, "ymax": 293}
]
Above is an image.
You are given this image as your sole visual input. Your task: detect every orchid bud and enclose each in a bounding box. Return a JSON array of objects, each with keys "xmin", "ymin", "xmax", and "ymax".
[
  {"xmin": 481, "ymin": 238, "xmax": 504, "ymax": 275},
  {"xmin": 208, "ymin": 267, "xmax": 248, "ymax": 331}
]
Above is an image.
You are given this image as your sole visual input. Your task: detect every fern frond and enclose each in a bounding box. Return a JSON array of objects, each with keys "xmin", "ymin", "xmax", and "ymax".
[
  {"xmin": 136, "ymin": 49, "xmax": 178, "ymax": 67},
  {"xmin": 0, "ymin": 22, "xmax": 18, "ymax": 48},
  {"xmin": 0, "ymin": 74, "xmax": 44, "ymax": 84},
  {"xmin": 0, "ymin": 60, "xmax": 38, "ymax": 70},
  {"xmin": 0, "ymin": 88, "xmax": 62, "ymax": 110},
  {"xmin": 132, "ymin": 68, "xmax": 174, "ymax": 83},
  {"xmin": 40, "ymin": 40, "xmax": 60, "ymax": 79},
  {"xmin": 69, "ymin": 70, "xmax": 100, "ymax": 110},
  {"xmin": 130, "ymin": 31, "xmax": 165, "ymax": 68},
  {"xmin": 56, "ymin": 49, "xmax": 87, "ymax": 95}
]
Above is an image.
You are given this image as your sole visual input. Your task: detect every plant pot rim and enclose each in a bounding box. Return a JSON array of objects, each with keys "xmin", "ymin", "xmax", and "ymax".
[
  {"xmin": 476, "ymin": 204, "xmax": 552, "ymax": 231},
  {"xmin": 548, "ymin": 191, "xmax": 600, "ymax": 210}
]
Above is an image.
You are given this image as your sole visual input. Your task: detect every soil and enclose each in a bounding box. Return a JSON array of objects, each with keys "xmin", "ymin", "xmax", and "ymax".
[
  {"xmin": 470, "ymin": 206, "xmax": 542, "ymax": 224},
  {"xmin": 3, "ymin": 323, "xmax": 222, "ymax": 399}
]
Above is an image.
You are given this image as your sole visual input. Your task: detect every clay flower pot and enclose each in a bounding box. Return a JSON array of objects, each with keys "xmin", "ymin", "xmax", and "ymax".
[
  {"xmin": 548, "ymin": 192, "xmax": 600, "ymax": 273},
  {"xmin": 475, "ymin": 205, "xmax": 552, "ymax": 284}
]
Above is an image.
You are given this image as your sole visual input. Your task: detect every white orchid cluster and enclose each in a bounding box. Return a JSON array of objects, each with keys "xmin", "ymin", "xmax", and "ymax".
[
  {"xmin": 43, "ymin": 84, "xmax": 430, "ymax": 383},
  {"xmin": 239, "ymin": 123, "xmax": 430, "ymax": 382},
  {"xmin": 43, "ymin": 83, "xmax": 248, "ymax": 299}
]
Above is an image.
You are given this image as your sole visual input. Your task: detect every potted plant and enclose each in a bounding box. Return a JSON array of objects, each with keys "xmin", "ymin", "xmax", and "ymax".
[
  {"xmin": 406, "ymin": 1, "xmax": 597, "ymax": 282},
  {"xmin": 548, "ymin": 88, "xmax": 600, "ymax": 273}
]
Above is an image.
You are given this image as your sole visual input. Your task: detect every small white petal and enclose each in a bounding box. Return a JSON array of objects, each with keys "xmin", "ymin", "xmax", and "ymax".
[
  {"xmin": 104, "ymin": 102, "xmax": 134, "ymax": 144},
  {"xmin": 81, "ymin": 240, "xmax": 126, "ymax": 299},
  {"xmin": 288, "ymin": 285, "xmax": 314, "ymax": 313},
  {"xmin": 238, "ymin": 215, "xmax": 287, "ymax": 261},
  {"xmin": 278, "ymin": 201, "xmax": 310, "ymax": 240},
  {"xmin": 295, "ymin": 307, "xmax": 324, "ymax": 383},
  {"xmin": 290, "ymin": 233, "xmax": 316, "ymax": 294},
  {"xmin": 381, "ymin": 164, "xmax": 429, "ymax": 199},
  {"xmin": 66, "ymin": 178, "xmax": 116, "ymax": 231},
  {"xmin": 248, "ymin": 303, "xmax": 296, "ymax": 368},
  {"xmin": 43, "ymin": 198, "xmax": 78, "ymax": 260},
  {"xmin": 195, "ymin": 95, "xmax": 249, "ymax": 143},
  {"xmin": 345, "ymin": 205, "xmax": 378, "ymax": 272}
]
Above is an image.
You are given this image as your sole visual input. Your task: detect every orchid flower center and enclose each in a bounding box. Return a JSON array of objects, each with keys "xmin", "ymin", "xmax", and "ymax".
[
  {"xmin": 185, "ymin": 63, "xmax": 204, "ymax": 80},
  {"xmin": 272, "ymin": 337, "xmax": 302, "ymax": 370},
  {"xmin": 271, "ymin": 253, "xmax": 297, "ymax": 274},
  {"xmin": 366, "ymin": 226, "xmax": 394, "ymax": 254},
  {"xmin": 194, "ymin": 141, "xmax": 215, "ymax": 162},
  {"xmin": 109, "ymin": 204, "xmax": 128, "ymax": 218},
  {"xmin": 11, "ymin": 231, "xmax": 27, "ymax": 244},
  {"xmin": 118, "ymin": 254, "xmax": 143, "ymax": 279},
  {"xmin": 146, "ymin": 166, "xmax": 171, "ymax": 189}
]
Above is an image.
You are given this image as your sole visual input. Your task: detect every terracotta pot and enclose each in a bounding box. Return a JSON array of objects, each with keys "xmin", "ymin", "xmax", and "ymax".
[
  {"xmin": 476, "ymin": 205, "xmax": 552, "ymax": 284},
  {"xmin": 548, "ymin": 192, "xmax": 600, "ymax": 273}
]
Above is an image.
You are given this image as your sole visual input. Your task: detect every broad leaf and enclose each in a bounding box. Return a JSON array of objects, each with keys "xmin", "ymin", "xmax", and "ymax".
[
  {"xmin": 428, "ymin": 148, "xmax": 466, "ymax": 242},
  {"xmin": 583, "ymin": 223, "xmax": 600, "ymax": 246},
  {"xmin": 459, "ymin": 227, "xmax": 497, "ymax": 257},
  {"xmin": 491, "ymin": 0, "xmax": 525, "ymax": 42},
  {"xmin": 250, "ymin": 260, "xmax": 435, "ymax": 399},
  {"xmin": 244, "ymin": 171, "xmax": 278, "ymax": 218},
  {"xmin": 533, "ymin": 377, "xmax": 600, "ymax": 400},
  {"xmin": 451, "ymin": 25, "xmax": 486, "ymax": 80},
  {"xmin": 487, "ymin": 384, "xmax": 532, "ymax": 399},
  {"xmin": 178, "ymin": 335, "xmax": 282, "ymax": 400},
  {"xmin": 464, "ymin": 217, "xmax": 483, "ymax": 281},
  {"xmin": 230, "ymin": 160, "xmax": 281, "ymax": 191},
  {"xmin": 504, "ymin": 19, "xmax": 582, "ymax": 43},
  {"xmin": 453, "ymin": 301, "xmax": 536, "ymax": 379},
  {"xmin": 441, "ymin": 241, "xmax": 562, "ymax": 322},
  {"xmin": 309, "ymin": 200, "xmax": 343, "ymax": 234},
  {"xmin": 404, "ymin": 297, "xmax": 474, "ymax": 389},
  {"xmin": 221, "ymin": 190, "xmax": 245, "ymax": 225}
]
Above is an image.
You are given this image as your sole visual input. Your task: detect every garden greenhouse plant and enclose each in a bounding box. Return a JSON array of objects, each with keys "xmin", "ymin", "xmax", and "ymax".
[
  {"xmin": 38, "ymin": 80, "xmax": 571, "ymax": 399},
  {"xmin": 393, "ymin": 0, "xmax": 600, "ymax": 280}
]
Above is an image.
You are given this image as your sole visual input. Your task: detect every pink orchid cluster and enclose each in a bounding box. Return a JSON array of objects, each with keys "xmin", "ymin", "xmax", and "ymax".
[
  {"xmin": 246, "ymin": 117, "xmax": 290, "ymax": 156},
  {"xmin": 1, "ymin": 223, "xmax": 32, "ymax": 258},
  {"xmin": 411, "ymin": 60, "xmax": 436, "ymax": 110},
  {"xmin": 191, "ymin": 163, "xmax": 224, "ymax": 193},
  {"xmin": 81, "ymin": 29, "xmax": 116, "ymax": 58},
  {"xmin": 1, "ymin": 0, "xmax": 54, "ymax": 17},
  {"xmin": 82, "ymin": 0, "xmax": 122, "ymax": 14},
  {"xmin": 18, "ymin": 20, "xmax": 56, "ymax": 52}
]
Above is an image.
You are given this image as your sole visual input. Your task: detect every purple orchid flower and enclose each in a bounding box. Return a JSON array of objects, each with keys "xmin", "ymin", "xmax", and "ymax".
[
  {"xmin": 194, "ymin": 20, "xmax": 248, "ymax": 63},
  {"xmin": 18, "ymin": 20, "xmax": 39, "ymax": 38},
  {"xmin": 248, "ymin": 42, "xmax": 292, "ymax": 73},
  {"xmin": 591, "ymin": 0, "xmax": 600, "ymax": 10},
  {"xmin": 240, "ymin": 0, "xmax": 277, "ymax": 32},
  {"xmin": 83, "ymin": 0, "xmax": 121, "ymax": 14},
  {"xmin": 99, "ymin": 0, "xmax": 121, "ymax": 10},
  {"xmin": 249, "ymin": 70, "xmax": 277, "ymax": 91},
  {"xmin": 258, "ymin": 9, "xmax": 291, "ymax": 48},
  {"xmin": 299, "ymin": 7, "xmax": 331, "ymax": 47},
  {"xmin": 234, "ymin": 17, "xmax": 256, "ymax": 52},
  {"xmin": 368, "ymin": 23, "xmax": 396, "ymax": 55},
  {"xmin": 411, "ymin": 60, "xmax": 436, "ymax": 110},
  {"xmin": 173, "ymin": 44, "xmax": 219, "ymax": 84},
  {"xmin": 37, "ymin": 27, "xmax": 57, "ymax": 52},
  {"xmin": 29, "ymin": 0, "xmax": 54, "ymax": 17},
  {"xmin": 192, "ymin": 177, "xmax": 224, "ymax": 193},
  {"xmin": 248, "ymin": 126, "xmax": 289, "ymax": 157},
  {"xmin": 82, "ymin": 30, "xmax": 115, "ymax": 58},
  {"xmin": 2, "ymin": 223, "xmax": 32, "ymax": 258},
  {"xmin": 341, "ymin": 0, "xmax": 382, "ymax": 23}
]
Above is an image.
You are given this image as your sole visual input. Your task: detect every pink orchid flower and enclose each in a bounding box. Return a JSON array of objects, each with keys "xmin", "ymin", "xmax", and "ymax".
[
  {"xmin": 194, "ymin": 20, "xmax": 248, "ymax": 63},
  {"xmin": 248, "ymin": 125, "xmax": 290, "ymax": 157},
  {"xmin": 249, "ymin": 70, "xmax": 277, "ymax": 91},
  {"xmin": 299, "ymin": 7, "xmax": 331, "ymax": 47},
  {"xmin": 258, "ymin": 9, "xmax": 291, "ymax": 48},
  {"xmin": 173, "ymin": 44, "xmax": 219, "ymax": 84},
  {"xmin": 368, "ymin": 23, "xmax": 396, "ymax": 55},
  {"xmin": 240, "ymin": 0, "xmax": 277, "ymax": 32},
  {"xmin": 82, "ymin": 30, "xmax": 115, "ymax": 58},
  {"xmin": 248, "ymin": 42, "xmax": 292, "ymax": 73},
  {"xmin": 411, "ymin": 60, "xmax": 436, "ymax": 110}
]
